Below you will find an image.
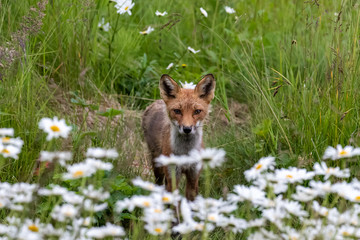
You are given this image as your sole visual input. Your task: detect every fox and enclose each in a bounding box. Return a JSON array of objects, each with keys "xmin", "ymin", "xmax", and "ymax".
[{"xmin": 142, "ymin": 74, "xmax": 215, "ymax": 201}]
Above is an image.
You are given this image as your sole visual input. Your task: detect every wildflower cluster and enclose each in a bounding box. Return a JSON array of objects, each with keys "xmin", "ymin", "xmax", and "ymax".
[
  {"xmin": 0, "ymin": 128, "xmax": 23, "ymax": 159},
  {"xmin": 115, "ymin": 144, "xmax": 360, "ymax": 239},
  {"xmin": 0, "ymin": 117, "xmax": 124, "ymax": 239},
  {"xmin": 2, "ymin": 116, "xmax": 360, "ymax": 239}
]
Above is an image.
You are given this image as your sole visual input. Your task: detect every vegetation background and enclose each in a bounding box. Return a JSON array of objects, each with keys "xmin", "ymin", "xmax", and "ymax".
[{"xmin": 0, "ymin": 0, "xmax": 360, "ymax": 236}]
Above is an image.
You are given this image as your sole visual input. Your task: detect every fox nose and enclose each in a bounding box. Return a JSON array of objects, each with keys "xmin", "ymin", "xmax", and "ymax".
[{"xmin": 183, "ymin": 126, "xmax": 192, "ymax": 134}]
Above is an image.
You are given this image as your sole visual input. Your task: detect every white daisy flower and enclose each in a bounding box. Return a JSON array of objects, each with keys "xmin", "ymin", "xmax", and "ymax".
[
  {"xmin": 312, "ymin": 201, "xmax": 330, "ymax": 217},
  {"xmin": 166, "ymin": 62, "xmax": 174, "ymax": 69},
  {"xmin": 313, "ymin": 161, "xmax": 350, "ymax": 179},
  {"xmin": 187, "ymin": 46, "xmax": 200, "ymax": 54},
  {"xmin": 180, "ymin": 81, "xmax": 197, "ymax": 89},
  {"xmin": 1, "ymin": 145, "xmax": 21, "ymax": 159},
  {"xmin": 229, "ymin": 185, "xmax": 267, "ymax": 206},
  {"xmin": 140, "ymin": 26, "xmax": 155, "ymax": 35},
  {"xmin": 40, "ymin": 151, "xmax": 72, "ymax": 166},
  {"xmin": 98, "ymin": 17, "xmax": 111, "ymax": 32},
  {"xmin": 144, "ymin": 221, "xmax": 169, "ymax": 235},
  {"xmin": 244, "ymin": 156, "xmax": 275, "ymax": 181},
  {"xmin": 189, "ymin": 148, "xmax": 226, "ymax": 168},
  {"xmin": 38, "ymin": 117, "xmax": 72, "ymax": 141},
  {"xmin": 82, "ymin": 185, "xmax": 110, "ymax": 201},
  {"xmin": 309, "ymin": 180, "xmax": 332, "ymax": 196},
  {"xmin": 155, "ymin": 154, "xmax": 199, "ymax": 167},
  {"xmin": 155, "ymin": 10, "xmax": 167, "ymax": 16},
  {"xmin": 85, "ymin": 158, "xmax": 113, "ymax": 171},
  {"xmin": 225, "ymin": 6, "xmax": 236, "ymax": 14},
  {"xmin": 86, "ymin": 223, "xmax": 125, "ymax": 238},
  {"xmin": 292, "ymin": 185, "xmax": 318, "ymax": 202},
  {"xmin": 51, "ymin": 204, "xmax": 78, "ymax": 222},
  {"xmin": 1, "ymin": 137, "xmax": 24, "ymax": 148},
  {"xmin": 86, "ymin": 147, "xmax": 119, "ymax": 159},
  {"xmin": 0, "ymin": 128, "xmax": 14, "ymax": 137},
  {"xmin": 62, "ymin": 162, "xmax": 97, "ymax": 180},
  {"xmin": 113, "ymin": 0, "xmax": 135, "ymax": 15},
  {"xmin": 323, "ymin": 144, "xmax": 360, "ymax": 160},
  {"xmin": 272, "ymin": 167, "xmax": 315, "ymax": 183},
  {"xmin": 200, "ymin": 7, "xmax": 208, "ymax": 17},
  {"xmin": 132, "ymin": 177, "xmax": 163, "ymax": 192}
]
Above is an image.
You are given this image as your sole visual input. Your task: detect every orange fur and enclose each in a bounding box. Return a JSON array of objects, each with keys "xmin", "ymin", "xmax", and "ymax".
[{"xmin": 142, "ymin": 74, "xmax": 215, "ymax": 200}]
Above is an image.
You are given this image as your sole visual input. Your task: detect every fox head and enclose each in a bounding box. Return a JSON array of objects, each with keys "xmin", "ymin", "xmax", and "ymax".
[{"xmin": 159, "ymin": 74, "xmax": 216, "ymax": 135}]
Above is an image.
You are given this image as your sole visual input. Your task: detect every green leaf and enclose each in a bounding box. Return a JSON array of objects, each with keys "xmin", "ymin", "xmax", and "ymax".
[{"xmin": 96, "ymin": 108, "xmax": 124, "ymax": 118}]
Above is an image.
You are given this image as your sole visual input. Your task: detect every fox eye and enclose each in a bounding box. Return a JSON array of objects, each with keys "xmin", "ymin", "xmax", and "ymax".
[
  {"xmin": 194, "ymin": 109, "xmax": 202, "ymax": 115},
  {"xmin": 173, "ymin": 109, "xmax": 182, "ymax": 115}
]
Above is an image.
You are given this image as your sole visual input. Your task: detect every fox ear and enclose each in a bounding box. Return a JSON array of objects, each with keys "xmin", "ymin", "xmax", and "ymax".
[
  {"xmin": 160, "ymin": 74, "xmax": 180, "ymax": 101},
  {"xmin": 195, "ymin": 74, "xmax": 216, "ymax": 103}
]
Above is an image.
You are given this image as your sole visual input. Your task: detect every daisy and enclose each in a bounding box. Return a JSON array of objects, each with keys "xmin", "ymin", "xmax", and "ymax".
[
  {"xmin": 322, "ymin": 144, "xmax": 360, "ymax": 160},
  {"xmin": 1, "ymin": 145, "xmax": 21, "ymax": 159},
  {"xmin": 166, "ymin": 63, "xmax": 174, "ymax": 69},
  {"xmin": 229, "ymin": 185, "xmax": 267, "ymax": 206},
  {"xmin": 82, "ymin": 185, "xmax": 110, "ymax": 201},
  {"xmin": 1, "ymin": 137, "xmax": 24, "ymax": 148},
  {"xmin": 225, "ymin": 6, "xmax": 236, "ymax": 14},
  {"xmin": 38, "ymin": 117, "xmax": 72, "ymax": 141},
  {"xmin": 40, "ymin": 151, "xmax": 72, "ymax": 166},
  {"xmin": 189, "ymin": 148, "xmax": 226, "ymax": 168},
  {"xmin": 140, "ymin": 26, "xmax": 155, "ymax": 35},
  {"xmin": 155, "ymin": 154, "xmax": 199, "ymax": 167},
  {"xmin": 113, "ymin": 0, "xmax": 135, "ymax": 16},
  {"xmin": 144, "ymin": 221, "xmax": 169, "ymax": 235},
  {"xmin": 85, "ymin": 158, "xmax": 113, "ymax": 171},
  {"xmin": 155, "ymin": 10, "xmax": 167, "ymax": 16},
  {"xmin": 98, "ymin": 17, "xmax": 110, "ymax": 32},
  {"xmin": 187, "ymin": 46, "xmax": 200, "ymax": 54},
  {"xmin": 86, "ymin": 223, "xmax": 125, "ymax": 238},
  {"xmin": 62, "ymin": 162, "xmax": 97, "ymax": 180},
  {"xmin": 86, "ymin": 147, "xmax": 119, "ymax": 159},
  {"xmin": 313, "ymin": 161, "xmax": 350, "ymax": 179},
  {"xmin": 0, "ymin": 128, "xmax": 14, "ymax": 137},
  {"xmin": 180, "ymin": 81, "xmax": 197, "ymax": 89},
  {"xmin": 51, "ymin": 204, "xmax": 78, "ymax": 222},
  {"xmin": 200, "ymin": 7, "xmax": 208, "ymax": 17},
  {"xmin": 244, "ymin": 156, "xmax": 275, "ymax": 181},
  {"xmin": 132, "ymin": 177, "xmax": 163, "ymax": 192},
  {"xmin": 272, "ymin": 167, "xmax": 315, "ymax": 184}
]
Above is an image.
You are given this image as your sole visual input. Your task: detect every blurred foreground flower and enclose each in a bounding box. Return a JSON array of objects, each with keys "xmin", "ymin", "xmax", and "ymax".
[
  {"xmin": 113, "ymin": 0, "xmax": 135, "ymax": 15},
  {"xmin": 98, "ymin": 17, "xmax": 110, "ymax": 32},
  {"xmin": 200, "ymin": 7, "xmax": 208, "ymax": 17},
  {"xmin": 323, "ymin": 144, "xmax": 360, "ymax": 160},
  {"xmin": 38, "ymin": 117, "xmax": 72, "ymax": 141},
  {"xmin": 188, "ymin": 46, "xmax": 200, "ymax": 54},
  {"xmin": 225, "ymin": 6, "xmax": 236, "ymax": 14},
  {"xmin": 190, "ymin": 148, "xmax": 226, "ymax": 168},
  {"xmin": 155, "ymin": 10, "xmax": 167, "ymax": 16},
  {"xmin": 140, "ymin": 26, "xmax": 155, "ymax": 35}
]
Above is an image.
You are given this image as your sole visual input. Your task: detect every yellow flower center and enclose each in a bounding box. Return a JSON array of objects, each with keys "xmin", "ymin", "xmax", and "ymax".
[
  {"xmin": 195, "ymin": 224, "xmax": 204, "ymax": 230},
  {"xmin": 208, "ymin": 215, "xmax": 216, "ymax": 221},
  {"xmin": 154, "ymin": 228, "xmax": 162, "ymax": 233},
  {"xmin": 73, "ymin": 170, "xmax": 84, "ymax": 178},
  {"xmin": 143, "ymin": 201, "xmax": 150, "ymax": 207},
  {"xmin": 182, "ymin": 64, "xmax": 187, "ymax": 68},
  {"xmin": 2, "ymin": 137, "xmax": 10, "ymax": 142},
  {"xmin": 355, "ymin": 196, "xmax": 360, "ymax": 201},
  {"xmin": 324, "ymin": 211, "xmax": 328, "ymax": 216},
  {"xmin": 286, "ymin": 174, "xmax": 293, "ymax": 178},
  {"xmin": 255, "ymin": 164, "xmax": 262, "ymax": 170},
  {"xmin": 28, "ymin": 224, "xmax": 39, "ymax": 232},
  {"xmin": 1, "ymin": 149, "xmax": 9, "ymax": 154},
  {"xmin": 154, "ymin": 209, "xmax": 162, "ymax": 213},
  {"xmin": 326, "ymin": 168, "xmax": 334, "ymax": 173},
  {"xmin": 50, "ymin": 125, "xmax": 60, "ymax": 132},
  {"xmin": 64, "ymin": 211, "xmax": 74, "ymax": 217},
  {"xmin": 125, "ymin": 6, "xmax": 129, "ymax": 10},
  {"xmin": 290, "ymin": 237, "xmax": 298, "ymax": 240},
  {"xmin": 339, "ymin": 150, "xmax": 347, "ymax": 155},
  {"xmin": 343, "ymin": 231, "xmax": 350, "ymax": 236},
  {"xmin": 162, "ymin": 197, "xmax": 170, "ymax": 202},
  {"xmin": 0, "ymin": 202, "xmax": 3, "ymax": 208}
]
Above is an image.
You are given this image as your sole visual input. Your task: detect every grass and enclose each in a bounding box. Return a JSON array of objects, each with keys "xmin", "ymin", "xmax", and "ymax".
[{"xmin": 0, "ymin": 0, "xmax": 360, "ymax": 238}]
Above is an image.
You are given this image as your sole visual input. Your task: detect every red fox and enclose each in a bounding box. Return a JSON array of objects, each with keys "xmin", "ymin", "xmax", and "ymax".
[{"xmin": 142, "ymin": 74, "xmax": 215, "ymax": 200}]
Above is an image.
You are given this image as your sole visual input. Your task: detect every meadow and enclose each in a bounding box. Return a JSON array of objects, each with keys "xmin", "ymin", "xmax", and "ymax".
[{"xmin": 0, "ymin": 0, "xmax": 360, "ymax": 239}]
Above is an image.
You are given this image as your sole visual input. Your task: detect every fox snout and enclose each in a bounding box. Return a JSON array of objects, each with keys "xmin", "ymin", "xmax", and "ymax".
[{"xmin": 180, "ymin": 125, "xmax": 194, "ymax": 134}]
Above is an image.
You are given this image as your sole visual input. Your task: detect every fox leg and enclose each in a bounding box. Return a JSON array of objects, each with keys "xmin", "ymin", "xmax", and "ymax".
[{"xmin": 184, "ymin": 168, "xmax": 200, "ymax": 201}]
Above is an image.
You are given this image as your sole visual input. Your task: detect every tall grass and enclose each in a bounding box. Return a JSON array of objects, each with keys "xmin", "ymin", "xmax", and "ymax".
[{"xmin": 0, "ymin": 0, "xmax": 359, "ymax": 237}]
